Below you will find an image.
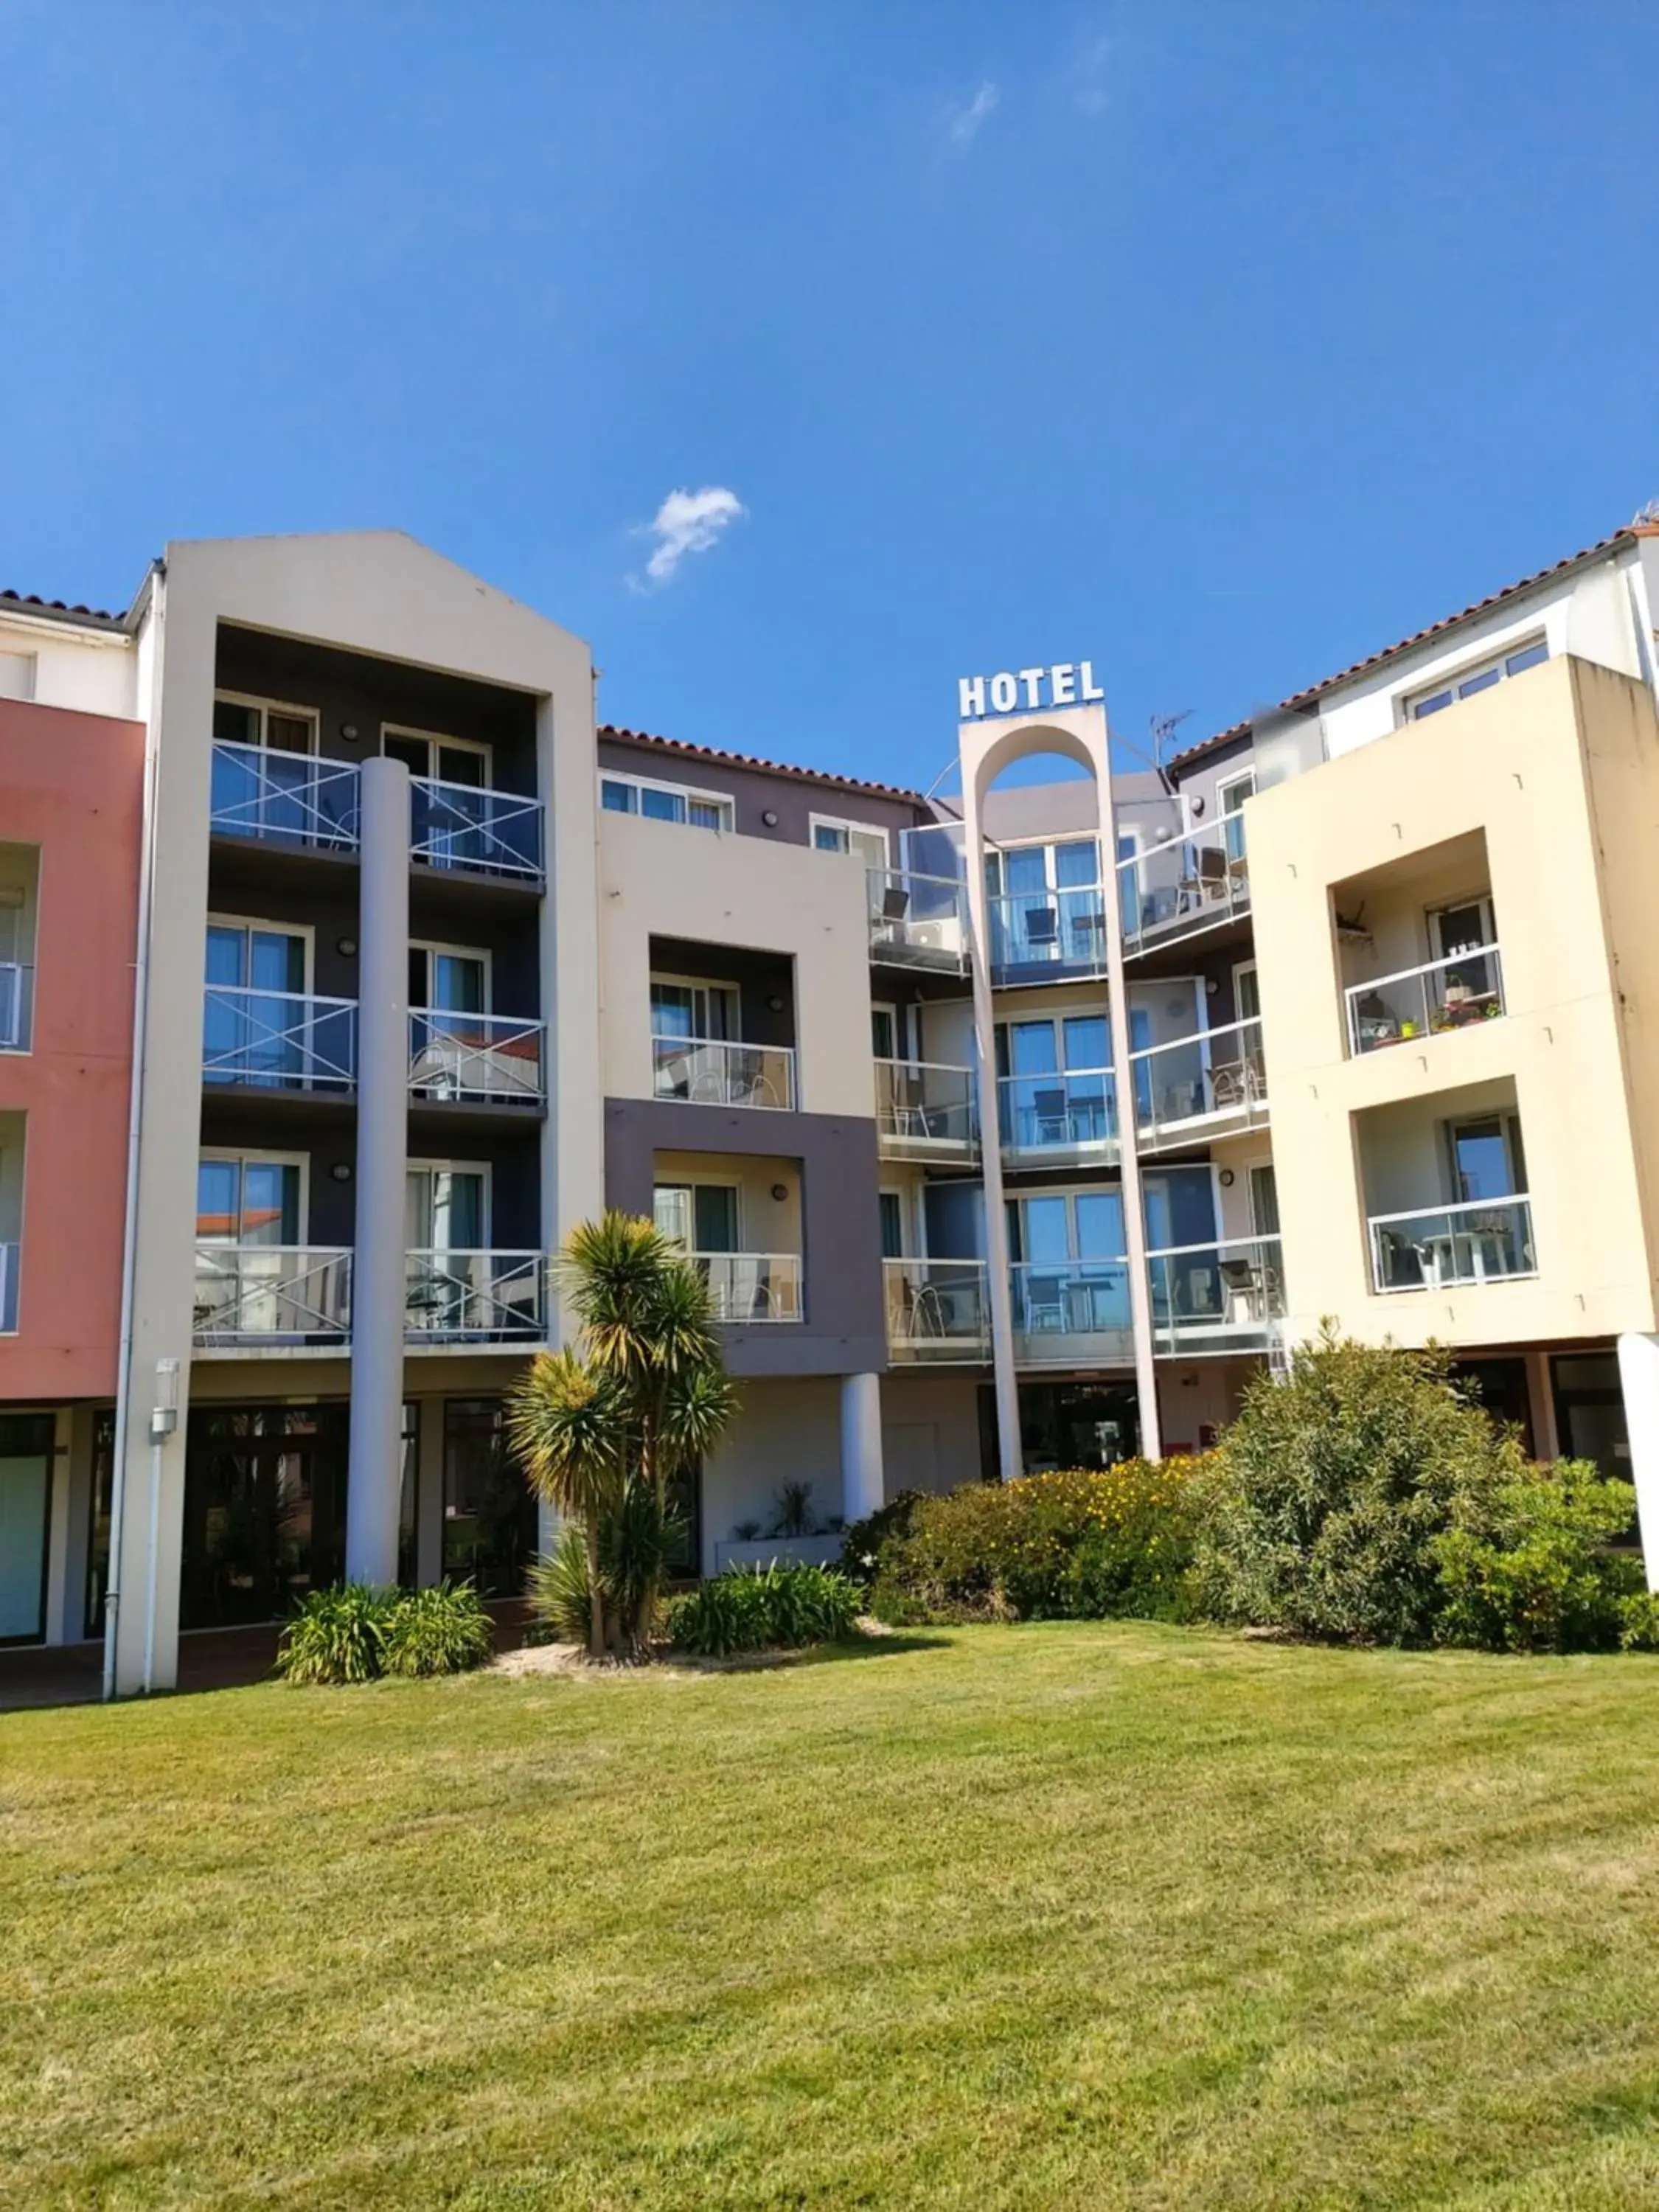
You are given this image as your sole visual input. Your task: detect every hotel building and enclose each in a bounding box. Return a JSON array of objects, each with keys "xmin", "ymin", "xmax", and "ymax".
[{"xmin": 4, "ymin": 522, "xmax": 1659, "ymax": 1691}]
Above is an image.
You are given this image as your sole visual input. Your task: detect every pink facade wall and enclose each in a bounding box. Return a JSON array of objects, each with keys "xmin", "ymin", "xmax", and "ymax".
[{"xmin": 0, "ymin": 698, "xmax": 145, "ymax": 1400}]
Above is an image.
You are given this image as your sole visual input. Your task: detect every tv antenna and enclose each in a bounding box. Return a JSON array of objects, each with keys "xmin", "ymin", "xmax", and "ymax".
[{"xmin": 1150, "ymin": 709, "xmax": 1194, "ymax": 768}]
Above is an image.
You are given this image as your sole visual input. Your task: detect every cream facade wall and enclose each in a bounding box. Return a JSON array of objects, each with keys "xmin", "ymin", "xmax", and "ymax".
[
  {"xmin": 653, "ymin": 1149, "xmax": 803, "ymax": 1256},
  {"xmin": 880, "ymin": 1370, "xmax": 982, "ymax": 1494},
  {"xmin": 1249, "ymin": 653, "xmax": 1658, "ymax": 1351},
  {"xmin": 699, "ymin": 1376, "xmax": 844, "ymax": 1571},
  {"xmin": 598, "ymin": 810, "xmax": 877, "ymax": 1117},
  {"xmin": 0, "ymin": 611, "xmax": 137, "ymax": 719}
]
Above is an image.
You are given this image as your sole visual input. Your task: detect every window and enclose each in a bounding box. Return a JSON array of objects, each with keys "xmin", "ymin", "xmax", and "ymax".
[
  {"xmin": 654, "ymin": 1183, "xmax": 740, "ymax": 1252},
  {"xmin": 1427, "ymin": 897, "xmax": 1494, "ymax": 960},
  {"xmin": 1234, "ymin": 961, "xmax": 1261, "ymax": 1022},
  {"xmin": 878, "ymin": 1191, "xmax": 905, "ymax": 1259},
  {"xmin": 196, "ymin": 1153, "xmax": 305, "ymax": 1245},
  {"xmin": 1446, "ymin": 1115, "xmax": 1526, "ymax": 1203},
  {"xmin": 204, "ymin": 921, "xmax": 311, "ymax": 1086},
  {"xmin": 810, "ymin": 815, "xmax": 890, "ymax": 868},
  {"xmin": 650, "ymin": 977, "xmax": 737, "ymax": 1042},
  {"xmin": 1216, "ymin": 773, "xmax": 1254, "ymax": 865},
  {"xmin": 406, "ymin": 1164, "xmax": 488, "ymax": 1251},
  {"xmin": 984, "ymin": 838, "xmax": 1100, "ymax": 897},
  {"xmin": 0, "ymin": 650, "xmax": 36, "ymax": 703},
  {"xmin": 1405, "ymin": 638, "xmax": 1549, "ymax": 721},
  {"xmin": 383, "ymin": 725, "xmax": 491, "ymax": 788},
  {"xmin": 442, "ymin": 1398, "xmax": 537, "ymax": 1596},
  {"xmin": 408, "ymin": 942, "xmax": 488, "ymax": 1013},
  {"xmin": 601, "ymin": 771, "xmax": 732, "ymax": 832},
  {"xmin": 1006, "ymin": 1189, "xmax": 1125, "ymax": 1264},
  {"xmin": 212, "ymin": 692, "xmax": 319, "ymax": 755},
  {"xmin": 1248, "ymin": 1162, "xmax": 1280, "ymax": 1237},
  {"xmin": 871, "ymin": 1004, "xmax": 900, "ymax": 1060}
]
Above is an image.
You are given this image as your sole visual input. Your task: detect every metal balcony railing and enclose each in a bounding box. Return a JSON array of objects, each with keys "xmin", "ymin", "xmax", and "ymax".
[
  {"xmin": 1146, "ymin": 1234, "xmax": 1284, "ymax": 1354},
  {"xmin": 883, "ymin": 1259, "xmax": 990, "ymax": 1360},
  {"xmin": 404, "ymin": 1250, "xmax": 547, "ymax": 1340},
  {"xmin": 998, "ymin": 1069, "xmax": 1118, "ymax": 1163},
  {"xmin": 1117, "ymin": 833, "xmax": 1249, "ymax": 953},
  {"xmin": 210, "ymin": 740, "xmax": 361, "ymax": 850},
  {"xmin": 1009, "ymin": 1259, "xmax": 1133, "ymax": 1362},
  {"xmin": 874, "ymin": 1059, "xmax": 978, "ymax": 1158},
  {"xmin": 693, "ymin": 1252, "xmax": 802, "ymax": 1322},
  {"xmin": 0, "ymin": 962, "xmax": 32, "ymax": 1051},
  {"xmin": 193, "ymin": 1245, "xmax": 353, "ymax": 1346},
  {"xmin": 202, "ymin": 987, "xmax": 358, "ymax": 1093},
  {"xmin": 1346, "ymin": 946, "xmax": 1506, "ymax": 1055},
  {"xmin": 651, "ymin": 1035, "xmax": 796, "ymax": 1111},
  {"xmin": 1130, "ymin": 1017, "xmax": 1267, "ymax": 1150},
  {"xmin": 0, "ymin": 1240, "xmax": 16, "ymax": 1332},
  {"xmin": 1368, "ymin": 1197, "xmax": 1535, "ymax": 1293},
  {"xmin": 866, "ymin": 868, "xmax": 971, "ymax": 974},
  {"xmin": 410, "ymin": 776, "xmax": 544, "ymax": 882},
  {"xmin": 408, "ymin": 1010, "xmax": 545, "ymax": 1106},
  {"xmin": 987, "ymin": 886, "xmax": 1108, "ymax": 982}
]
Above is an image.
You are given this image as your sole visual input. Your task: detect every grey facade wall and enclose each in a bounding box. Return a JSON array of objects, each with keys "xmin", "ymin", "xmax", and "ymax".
[{"xmin": 598, "ymin": 734, "xmax": 926, "ymax": 855}]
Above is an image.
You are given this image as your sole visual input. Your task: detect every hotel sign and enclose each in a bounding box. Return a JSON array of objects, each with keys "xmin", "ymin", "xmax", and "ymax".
[{"xmin": 957, "ymin": 662, "xmax": 1105, "ymax": 720}]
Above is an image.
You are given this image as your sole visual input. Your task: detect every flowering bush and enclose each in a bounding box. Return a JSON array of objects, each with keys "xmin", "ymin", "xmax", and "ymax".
[{"xmin": 868, "ymin": 1458, "xmax": 1212, "ymax": 1625}]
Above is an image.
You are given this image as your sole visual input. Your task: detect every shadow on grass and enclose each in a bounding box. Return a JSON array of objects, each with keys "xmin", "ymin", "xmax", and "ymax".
[{"xmin": 664, "ymin": 1629, "xmax": 954, "ymax": 1674}]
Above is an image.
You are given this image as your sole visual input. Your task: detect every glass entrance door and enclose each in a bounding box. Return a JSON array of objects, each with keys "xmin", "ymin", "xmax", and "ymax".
[
  {"xmin": 0, "ymin": 1412, "xmax": 54, "ymax": 1643},
  {"xmin": 180, "ymin": 1405, "xmax": 349, "ymax": 1627},
  {"xmin": 204, "ymin": 923, "xmax": 308, "ymax": 1085}
]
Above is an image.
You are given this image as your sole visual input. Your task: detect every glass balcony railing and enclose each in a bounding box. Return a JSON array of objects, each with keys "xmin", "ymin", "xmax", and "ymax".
[
  {"xmin": 202, "ymin": 987, "xmax": 358, "ymax": 1093},
  {"xmin": 408, "ymin": 1010, "xmax": 545, "ymax": 1105},
  {"xmin": 404, "ymin": 1250, "xmax": 547, "ymax": 1340},
  {"xmin": 1147, "ymin": 1235, "xmax": 1284, "ymax": 1355},
  {"xmin": 1117, "ymin": 834, "xmax": 1249, "ymax": 953},
  {"xmin": 866, "ymin": 868, "xmax": 970, "ymax": 973},
  {"xmin": 987, "ymin": 886, "xmax": 1108, "ymax": 983},
  {"xmin": 998, "ymin": 1069, "xmax": 1118, "ymax": 1164},
  {"xmin": 193, "ymin": 1245, "xmax": 353, "ymax": 1346},
  {"xmin": 1368, "ymin": 1197, "xmax": 1535, "ymax": 1293},
  {"xmin": 410, "ymin": 776, "xmax": 543, "ymax": 882},
  {"xmin": 1346, "ymin": 947, "xmax": 1505, "ymax": 1055},
  {"xmin": 883, "ymin": 1259, "xmax": 990, "ymax": 1360},
  {"xmin": 1130, "ymin": 1017, "xmax": 1267, "ymax": 1149},
  {"xmin": 0, "ymin": 1240, "xmax": 16, "ymax": 1332},
  {"xmin": 652, "ymin": 1034, "xmax": 797, "ymax": 1110},
  {"xmin": 0, "ymin": 962, "xmax": 32, "ymax": 1051},
  {"xmin": 210, "ymin": 740, "xmax": 361, "ymax": 850},
  {"xmin": 694, "ymin": 1251, "xmax": 802, "ymax": 1323},
  {"xmin": 874, "ymin": 1059, "xmax": 978, "ymax": 1158},
  {"xmin": 1009, "ymin": 1259, "xmax": 1133, "ymax": 1363}
]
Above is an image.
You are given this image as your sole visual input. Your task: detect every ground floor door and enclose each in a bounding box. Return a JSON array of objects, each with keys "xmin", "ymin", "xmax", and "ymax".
[
  {"xmin": 1016, "ymin": 1380, "xmax": 1139, "ymax": 1472},
  {"xmin": 0, "ymin": 1412, "xmax": 55, "ymax": 1644},
  {"xmin": 181, "ymin": 1405, "xmax": 349, "ymax": 1628}
]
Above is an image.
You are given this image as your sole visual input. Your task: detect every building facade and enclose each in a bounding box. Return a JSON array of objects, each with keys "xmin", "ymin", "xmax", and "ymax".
[{"xmin": 6, "ymin": 520, "xmax": 1659, "ymax": 1691}]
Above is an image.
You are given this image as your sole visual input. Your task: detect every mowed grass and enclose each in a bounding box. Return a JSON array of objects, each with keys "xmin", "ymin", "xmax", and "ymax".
[{"xmin": 7, "ymin": 1628, "xmax": 1659, "ymax": 2211}]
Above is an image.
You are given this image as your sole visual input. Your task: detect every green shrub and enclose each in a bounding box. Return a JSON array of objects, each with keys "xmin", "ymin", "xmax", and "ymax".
[
  {"xmin": 838, "ymin": 1489, "xmax": 927, "ymax": 1591},
  {"xmin": 869, "ymin": 1459, "xmax": 1208, "ymax": 1625},
  {"xmin": 276, "ymin": 1584, "xmax": 392, "ymax": 1684},
  {"xmin": 525, "ymin": 1531, "xmax": 594, "ymax": 1645},
  {"xmin": 1618, "ymin": 1590, "xmax": 1659, "ymax": 1652},
  {"xmin": 664, "ymin": 1563, "xmax": 863, "ymax": 1656},
  {"xmin": 1432, "ymin": 1464, "xmax": 1644, "ymax": 1653},
  {"xmin": 380, "ymin": 1579, "xmax": 493, "ymax": 1677}
]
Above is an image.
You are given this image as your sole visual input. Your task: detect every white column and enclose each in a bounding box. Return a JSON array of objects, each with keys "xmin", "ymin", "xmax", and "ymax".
[
  {"xmin": 1616, "ymin": 1333, "xmax": 1659, "ymax": 1591},
  {"xmin": 960, "ymin": 780, "xmax": 1023, "ymax": 1484},
  {"xmin": 345, "ymin": 757, "xmax": 411, "ymax": 1586},
  {"xmin": 841, "ymin": 1371, "xmax": 886, "ymax": 1523}
]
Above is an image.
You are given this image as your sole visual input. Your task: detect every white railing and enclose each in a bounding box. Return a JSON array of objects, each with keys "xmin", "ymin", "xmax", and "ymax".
[
  {"xmin": 987, "ymin": 885, "xmax": 1108, "ymax": 979},
  {"xmin": 1116, "ymin": 834, "xmax": 1249, "ymax": 951},
  {"xmin": 404, "ymin": 1249, "xmax": 546, "ymax": 1340},
  {"xmin": 0, "ymin": 1241, "xmax": 16, "ymax": 1332},
  {"xmin": 410, "ymin": 775, "xmax": 544, "ymax": 881},
  {"xmin": 193, "ymin": 1245, "xmax": 352, "ymax": 1345},
  {"xmin": 0, "ymin": 962, "xmax": 32, "ymax": 1051},
  {"xmin": 866, "ymin": 868, "xmax": 971, "ymax": 974},
  {"xmin": 652, "ymin": 1034, "xmax": 796, "ymax": 1111},
  {"xmin": 1368, "ymin": 1196, "xmax": 1535, "ymax": 1293},
  {"xmin": 998, "ymin": 1068, "xmax": 1118, "ymax": 1159},
  {"xmin": 202, "ymin": 987, "xmax": 358, "ymax": 1093},
  {"xmin": 883, "ymin": 1259, "xmax": 990, "ymax": 1358},
  {"xmin": 1009, "ymin": 1259, "xmax": 1133, "ymax": 1359},
  {"xmin": 210, "ymin": 740, "xmax": 361, "ymax": 850},
  {"xmin": 1146, "ymin": 1235, "xmax": 1284, "ymax": 1354},
  {"xmin": 409, "ymin": 1010, "xmax": 545, "ymax": 1105},
  {"xmin": 1346, "ymin": 946, "xmax": 1506, "ymax": 1056},
  {"xmin": 874, "ymin": 1059, "xmax": 977, "ymax": 1156},
  {"xmin": 1130, "ymin": 1016, "xmax": 1267, "ymax": 1144},
  {"xmin": 694, "ymin": 1252, "xmax": 802, "ymax": 1322}
]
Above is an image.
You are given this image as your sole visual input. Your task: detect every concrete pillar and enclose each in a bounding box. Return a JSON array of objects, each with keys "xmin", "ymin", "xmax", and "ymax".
[
  {"xmin": 345, "ymin": 757, "xmax": 411, "ymax": 1586},
  {"xmin": 1525, "ymin": 1349, "xmax": 1560, "ymax": 1461},
  {"xmin": 1616, "ymin": 1334, "xmax": 1659, "ymax": 1592},
  {"xmin": 841, "ymin": 1371, "xmax": 886, "ymax": 1523},
  {"xmin": 959, "ymin": 834, "xmax": 1022, "ymax": 1482}
]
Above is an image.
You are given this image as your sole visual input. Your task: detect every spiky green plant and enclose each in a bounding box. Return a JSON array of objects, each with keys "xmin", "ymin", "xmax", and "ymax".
[
  {"xmin": 379, "ymin": 1581, "xmax": 493, "ymax": 1677},
  {"xmin": 276, "ymin": 1584, "xmax": 391, "ymax": 1685}
]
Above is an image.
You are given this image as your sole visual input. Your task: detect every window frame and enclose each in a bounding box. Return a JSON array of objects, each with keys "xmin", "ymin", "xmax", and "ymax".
[
  {"xmin": 406, "ymin": 1157, "xmax": 493, "ymax": 1250},
  {"xmin": 600, "ymin": 769, "xmax": 734, "ymax": 832},
  {"xmin": 649, "ymin": 972, "xmax": 742, "ymax": 1043},
  {"xmin": 381, "ymin": 722, "xmax": 493, "ymax": 787},
  {"xmin": 653, "ymin": 1177, "xmax": 745, "ymax": 1253},
  {"xmin": 205, "ymin": 913, "xmax": 315, "ymax": 995},
  {"xmin": 196, "ymin": 1146, "xmax": 312, "ymax": 1245},
  {"xmin": 408, "ymin": 938, "xmax": 493, "ymax": 1014},
  {"xmin": 212, "ymin": 689, "xmax": 321, "ymax": 755},
  {"xmin": 1400, "ymin": 634, "xmax": 1550, "ymax": 723},
  {"xmin": 809, "ymin": 813, "xmax": 892, "ymax": 866}
]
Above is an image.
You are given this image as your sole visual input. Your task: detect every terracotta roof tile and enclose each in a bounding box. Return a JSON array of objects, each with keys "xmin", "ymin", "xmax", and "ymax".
[
  {"xmin": 599, "ymin": 723, "xmax": 925, "ymax": 804},
  {"xmin": 0, "ymin": 587, "xmax": 128, "ymax": 630}
]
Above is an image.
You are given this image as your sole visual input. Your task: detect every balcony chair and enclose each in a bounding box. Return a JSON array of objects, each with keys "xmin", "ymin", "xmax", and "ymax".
[
  {"xmin": 1217, "ymin": 1258, "xmax": 1267, "ymax": 1325},
  {"xmin": 1029, "ymin": 1087, "xmax": 1069, "ymax": 1147},
  {"xmin": 1020, "ymin": 904, "xmax": 1060, "ymax": 957},
  {"xmin": 1196, "ymin": 846, "xmax": 1229, "ymax": 902}
]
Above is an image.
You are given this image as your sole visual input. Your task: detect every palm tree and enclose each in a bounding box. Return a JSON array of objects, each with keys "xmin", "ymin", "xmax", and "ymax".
[{"xmin": 510, "ymin": 1212, "xmax": 740, "ymax": 1657}]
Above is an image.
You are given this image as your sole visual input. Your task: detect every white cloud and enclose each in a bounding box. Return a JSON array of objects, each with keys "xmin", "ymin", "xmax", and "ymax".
[
  {"xmin": 947, "ymin": 81, "xmax": 998, "ymax": 148},
  {"xmin": 636, "ymin": 485, "xmax": 745, "ymax": 587}
]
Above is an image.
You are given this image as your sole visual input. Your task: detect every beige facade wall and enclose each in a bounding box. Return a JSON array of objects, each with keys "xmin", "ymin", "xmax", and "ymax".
[
  {"xmin": 653, "ymin": 1149, "xmax": 802, "ymax": 1256},
  {"xmin": 1248, "ymin": 653, "xmax": 1658, "ymax": 1351},
  {"xmin": 880, "ymin": 1369, "xmax": 983, "ymax": 1494}
]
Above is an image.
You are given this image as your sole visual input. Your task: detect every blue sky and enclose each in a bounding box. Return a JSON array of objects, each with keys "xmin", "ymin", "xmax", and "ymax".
[{"xmin": 3, "ymin": 2, "xmax": 1657, "ymax": 790}]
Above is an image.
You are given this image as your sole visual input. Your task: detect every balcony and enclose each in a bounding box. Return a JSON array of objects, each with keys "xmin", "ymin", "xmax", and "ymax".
[
  {"xmin": 0, "ymin": 963, "xmax": 32, "ymax": 1051},
  {"xmin": 203, "ymin": 987, "xmax": 358, "ymax": 1094},
  {"xmin": 0, "ymin": 1240, "xmax": 15, "ymax": 1332},
  {"xmin": 866, "ymin": 868, "xmax": 971, "ymax": 974},
  {"xmin": 652, "ymin": 1035, "xmax": 796, "ymax": 1111},
  {"xmin": 1368, "ymin": 1197, "xmax": 1536, "ymax": 1294},
  {"xmin": 410, "ymin": 776, "xmax": 543, "ymax": 883},
  {"xmin": 193, "ymin": 1245, "xmax": 352, "ymax": 1346},
  {"xmin": 883, "ymin": 1259, "xmax": 990, "ymax": 1361},
  {"xmin": 998, "ymin": 1068, "xmax": 1119, "ymax": 1168},
  {"xmin": 987, "ymin": 885, "xmax": 1107, "ymax": 986},
  {"xmin": 1117, "ymin": 835, "xmax": 1249, "ymax": 956},
  {"xmin": 210, "ymin": 741, "xmax": 361, "ymax": 851},
  {"xmin": 1346, "ymin": 947, "xmax": 1506, "ymax": 1056},
  {"xmin": 1147, "ymin": 1235, "xmax": 1283, "ymax": 1355},
  {"xmin": 408, "ymin": 1011, "xmax": 545, "ymax": 1107},
  {"xmin": 693, "ymin": 1251, "xmax": 802, "ymax": 1322},
  {"xmin": 874, "ymin": 1060, "xmax": 978, "ymax": 1161},
  {"xmin": 403, "ymin": 1250, "xmax": 547, "ymax": 1340},
  {"xmin": 1130, "ymin": 1017, "xmax": 1267, "ymax": 1152},
  {"xmin": 1010, "ymin": 1259, "xmax": 1133, "ymax": 1366}
]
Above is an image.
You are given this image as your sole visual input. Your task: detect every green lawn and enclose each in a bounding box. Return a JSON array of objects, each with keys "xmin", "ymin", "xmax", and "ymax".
[{"xmin": 7, "ymin": 1627, "xmax": 1659, "ymax": 2210}]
